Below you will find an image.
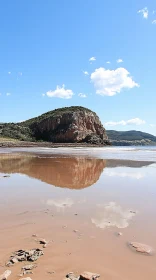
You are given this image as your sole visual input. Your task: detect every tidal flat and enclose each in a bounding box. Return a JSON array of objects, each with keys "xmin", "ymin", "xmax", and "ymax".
[{"xmin": 0, "ymin": 147, "xmax": 156, "ymax": 280}]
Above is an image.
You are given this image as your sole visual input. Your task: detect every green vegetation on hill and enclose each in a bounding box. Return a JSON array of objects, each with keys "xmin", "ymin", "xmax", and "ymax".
[
  {"xmin": 107, "ymin": 130, "xmax": 156, "ymax": 141},
  {"xmin": 0, "ymin": 123, "xmax": 34, "ymax": 141},
  {"xmin": 107, "ymin": 130, "xmax": 156, "ymax": 146}
]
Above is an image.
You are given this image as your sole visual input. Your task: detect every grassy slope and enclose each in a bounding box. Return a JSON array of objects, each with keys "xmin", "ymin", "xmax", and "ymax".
[
  {"xmin": 0, "ymin": 123, "xmax": 34, "ymax": 141},
  {"xmin": 0, "ymin": 137, "xmax": 19, "ymax": 142}
]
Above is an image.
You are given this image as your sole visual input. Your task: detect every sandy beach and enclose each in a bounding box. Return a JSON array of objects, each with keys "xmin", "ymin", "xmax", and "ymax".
[{"xmin": 0, "ymin": 147, "xmax": 156, "ymax": 279}]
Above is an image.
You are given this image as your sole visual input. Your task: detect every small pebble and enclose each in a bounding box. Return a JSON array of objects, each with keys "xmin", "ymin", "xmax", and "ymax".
[
  {"xmin": 47, "ymin": 271, "xmax": 55, "ymax": 274},
  {"xmin": 38, "ymin": 238, "xmax": 47, "ymax": 245},
  {"xmin": 62, "ymin": 225, "xmax": 67, "ymax": 229}
]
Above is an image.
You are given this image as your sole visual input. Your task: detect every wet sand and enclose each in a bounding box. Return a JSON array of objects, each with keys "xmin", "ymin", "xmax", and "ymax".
[{"xmin": 0, "ymin": 150, "xmax": 156, "ymax": 279}]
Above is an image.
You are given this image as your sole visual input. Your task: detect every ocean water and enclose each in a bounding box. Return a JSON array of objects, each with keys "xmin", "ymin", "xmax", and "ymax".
[{"xmin": 1, "ymin": 146, "xmax": 156, "ymax": 161}]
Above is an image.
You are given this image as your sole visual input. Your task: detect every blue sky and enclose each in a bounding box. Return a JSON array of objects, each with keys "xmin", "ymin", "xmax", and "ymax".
[{"xmin": 0, "ymin": 0, "xmax": 156, "ymax": 135}]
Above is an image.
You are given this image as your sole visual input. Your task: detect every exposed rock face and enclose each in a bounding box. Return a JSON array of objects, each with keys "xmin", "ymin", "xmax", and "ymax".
[{"xmin": 26, "ymin": 107, "xmax": 109, "ymax": 144}]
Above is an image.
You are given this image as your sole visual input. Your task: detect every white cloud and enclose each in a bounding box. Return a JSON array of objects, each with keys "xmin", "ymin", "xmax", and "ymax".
[
  {"xmin": 152, "ymin": 20, "xmax": 156, "ymax": 24},
  {"xmin": 83, "ymin": 70, "xmax": 89, "ymax": 75},
  {"xmin": 117, "ymin": 58, "xmax": 123, "ymax": 63},
  {"xmin": 90, "ymin": 67, "xmax": 139, "ymax": 96},
  {"xmin": 42, "ymin": 93, "xmax": 45, "ymax": 97},
  {"xmin": 89, "ymin": 56, "xmax": 96, "ymax": 62},
  {"xmin": 46, "ymin": 198, "xmax": 74, "ymax": 208},
  {"xmin": 46, "ymin": 84, "xmax": 74, "ymax": 99},
  {"xmin": 18, "ymin": 72, "xmax": 22, "ymax": 76},
  {"xmin": 105, "ymin": 118, "xmax": 145, "ymax": 126},
  {"xmin": 91, "ymin": 202, "xmax": 136, "ymax": 229},
  {"xmin": 105, "ymin": 169, "xmax": 144, "ymax": 180},
  {"xmin": 46, "ymin": 198, "xmax": 74, "ymax": 212},
  {"xmin": 8, "ymin": 71, "xmax": 11, "ymax": 75},
  {"xmin": 6, "ymin": 93, "xmax": 11, "ymax": 96},
  {"xmin": 106, "ymin": 61, "xmax": 111, "ymax": 64},
  {"xmin": 150, "ymin": 124, "xmax": 156, "ymax": 127},
  {"xmin": 126, "ymin": 118, "xmax": 145, "ymax": 125},
  {"xmin": 78, "ymin": 93, "xmax": 87, "ymax": 98},
  {"xmin": 138, "ymin": 7, "xmax": 148, "ymax": 19}
]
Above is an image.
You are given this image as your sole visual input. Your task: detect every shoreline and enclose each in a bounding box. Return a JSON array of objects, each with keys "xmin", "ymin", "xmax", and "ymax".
[
  {"xmin": 0, "ymin": 140, "xmax": 106, "ymax": 148},
  {"xmin": 0, "ymin": 144, "xmax": 156, "ymax": 163},
  {"xmin": 1, "ymin": 139, "xmax": 156, "ymax": 149}
]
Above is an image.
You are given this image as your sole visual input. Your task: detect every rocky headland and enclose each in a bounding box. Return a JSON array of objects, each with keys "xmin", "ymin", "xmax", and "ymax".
[
  {"xmin": 1, "ymin": 106, "xmax": 156, "ymax": 147},
  {"xmin": 0, "ymin": 106, "xmax": 110, "ymax": 146}
]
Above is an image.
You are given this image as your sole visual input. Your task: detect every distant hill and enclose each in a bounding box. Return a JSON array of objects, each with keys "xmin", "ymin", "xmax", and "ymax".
[{"xmin": 107, "ymin": 130, "xmax": 156, "ymax": 146}]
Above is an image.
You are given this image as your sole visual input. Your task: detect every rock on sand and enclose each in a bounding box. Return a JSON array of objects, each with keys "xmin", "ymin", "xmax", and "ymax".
[{"xmin": 129, "ymin": 242, "xmax": 154, "ymax": 255}]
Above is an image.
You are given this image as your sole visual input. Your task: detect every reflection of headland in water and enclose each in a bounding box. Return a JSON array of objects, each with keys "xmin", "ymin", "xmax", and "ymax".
[
  {"xmin": 106, "ymin": 159, "xmax": 155, "ymax": 168},
  {"xmin": 0, "ymin": 154, "xmax": 154, "ymax": 189},
  {"xmin": 0, "ymin": 154, "xmax": 106, "ymax": 189}
]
